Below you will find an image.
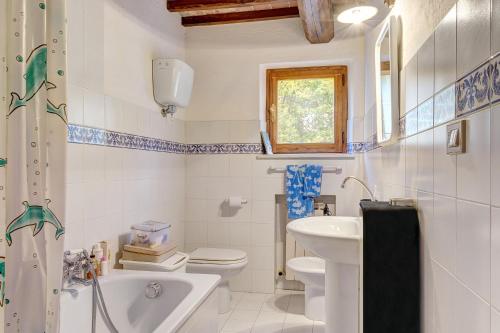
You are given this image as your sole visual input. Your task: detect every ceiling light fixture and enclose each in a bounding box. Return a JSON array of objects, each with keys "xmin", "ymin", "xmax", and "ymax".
[{"xmin": 337, "ymin": 6, "xmax": 378, "ymax": 24}]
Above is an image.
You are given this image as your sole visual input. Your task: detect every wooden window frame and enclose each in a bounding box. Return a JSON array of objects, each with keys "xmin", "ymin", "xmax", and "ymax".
[{"xmin": 266, "ymin": 66, "xmax": 348, "ymax": 154}]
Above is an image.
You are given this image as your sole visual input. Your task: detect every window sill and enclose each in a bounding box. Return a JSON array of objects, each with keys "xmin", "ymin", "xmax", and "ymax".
[{"xmin": 255, "ymin": 153, "xmax": 355, "ymax": 160}]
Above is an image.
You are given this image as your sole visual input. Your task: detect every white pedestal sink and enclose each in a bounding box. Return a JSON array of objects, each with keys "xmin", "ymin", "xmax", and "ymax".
[{"xmin": 287, "ymin": 216, "xmax": 362, "ymax": 333}]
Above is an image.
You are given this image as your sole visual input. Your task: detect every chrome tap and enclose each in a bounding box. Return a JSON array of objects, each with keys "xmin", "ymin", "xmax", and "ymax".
[
  {"xmin": 341, "ymin": 176, "xmax": 377, "ymax": 201},
  {"xmin": 63, "ymin": 250, "xmax": 93, "ymax": 287}
]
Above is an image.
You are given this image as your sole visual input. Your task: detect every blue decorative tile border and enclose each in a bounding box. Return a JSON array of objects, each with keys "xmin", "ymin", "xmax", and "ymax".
[
  {"xmin": 68, "ymin": 124, "xmax": 187, "ymax": 154},
  {"xmin": 68, "ymin": 124, "xmax": 266, "ymax": 154},
  {"xmin": 68, "ymin": 124, "xmax": 370, "ymax": 155},
  {"xmin": 380, "ymin": 51, "xmax": 500, "ymax": 148},
  {"xmin": 187, "ymin": 143, "xmax": 263, "ymax": 154}
]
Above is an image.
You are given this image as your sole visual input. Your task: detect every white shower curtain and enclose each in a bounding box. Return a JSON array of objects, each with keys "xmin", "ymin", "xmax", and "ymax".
[{"xmin": 1, "ymin": 1, "xmax": 68, "ymax": 332}]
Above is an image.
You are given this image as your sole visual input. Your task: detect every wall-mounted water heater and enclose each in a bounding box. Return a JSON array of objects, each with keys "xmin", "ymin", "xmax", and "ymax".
[{"xmin": 152, "ymin": 59, "xmax": 194, "ymax": 117}]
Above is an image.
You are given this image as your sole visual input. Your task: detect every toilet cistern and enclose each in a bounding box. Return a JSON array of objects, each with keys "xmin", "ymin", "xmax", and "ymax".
[{"xmin": 341, "ymin": 176, "xmax": 377, "ymax": 201}]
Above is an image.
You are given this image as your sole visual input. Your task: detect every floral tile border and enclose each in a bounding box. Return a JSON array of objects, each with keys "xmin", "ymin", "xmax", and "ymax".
[
  {"xmin": 68, "ymin": 124, "xmax": 373, "ymax": 155},
  {"xmin": 492, "ymin": 52, "xmax": 500, "ymax": 105},
  {"xmin": 418, "ymin": 98, "xmax": 434, "ymax": 131},
  {"xmin": 186, "ymin": 143, "xmax": 263, "ymax": 154},
  {"xmin": 68, "ymin": 124, "xmax": 187, "ymax": 154},
  {"xmin": 456, "ymin": 61, "xmax": 492, "ymax": 116}
]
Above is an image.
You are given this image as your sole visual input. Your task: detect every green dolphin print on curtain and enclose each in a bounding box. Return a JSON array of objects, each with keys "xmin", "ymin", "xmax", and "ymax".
[
  {"xmin": 0, "ymin": 159, "xmax": 5, "ymax": 167},
  {"xmin": 0, "ymin": 257, "xmax": 4, "ymax": 307},
  {"xmin": 8, "ymin": 44, "xmax": 67, "ymax": 123},
  {"xmin": 5, "ymin": 201, "xmax": 64, "ymax": 246}
]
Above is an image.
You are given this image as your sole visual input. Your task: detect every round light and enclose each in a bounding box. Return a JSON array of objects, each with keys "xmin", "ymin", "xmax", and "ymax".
[{"xmin": 337, "ymin": 6, "xmax": 378, "ymax": 24}]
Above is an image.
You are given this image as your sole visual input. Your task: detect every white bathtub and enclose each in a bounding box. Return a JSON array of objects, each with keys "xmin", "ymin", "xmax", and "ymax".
[{"xmin": 60, "ymin": 270, "xmax": 220, "ymax": 333}]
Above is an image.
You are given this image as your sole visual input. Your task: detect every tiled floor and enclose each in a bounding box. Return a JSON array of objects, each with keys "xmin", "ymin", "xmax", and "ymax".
[{"xmin": 219, "ymin": 290, "xmax": 325, "ymax": 333}]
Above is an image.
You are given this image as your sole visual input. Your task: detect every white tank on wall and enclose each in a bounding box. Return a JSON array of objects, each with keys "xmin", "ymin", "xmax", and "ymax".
[{"xmin": 152, "ymin": 58, "xmax": 194, "ymax": 116}]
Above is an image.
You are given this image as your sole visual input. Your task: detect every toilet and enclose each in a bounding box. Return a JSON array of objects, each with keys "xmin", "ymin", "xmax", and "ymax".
[
  {"xmin": 186, "ymin": 248, "xmax": 248, "ymax": 314},
  {"xmin": 120, "ymin": 247, "xmax": 248, "ymax": 314},
  {"xmin": 286, "ymin": 256, "xmax": 326, "ymax": 322}
]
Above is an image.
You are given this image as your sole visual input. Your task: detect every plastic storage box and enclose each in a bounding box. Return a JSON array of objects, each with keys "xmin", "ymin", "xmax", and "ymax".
[{"xmin": 130, "ymin": 221, "xmax": 170, "ymax": 248}]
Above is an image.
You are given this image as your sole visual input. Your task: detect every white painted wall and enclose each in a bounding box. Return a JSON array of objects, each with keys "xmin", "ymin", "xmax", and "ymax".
[{"xmin": 64, "ymin": 0, "xmax": 187, "ymax": 264}]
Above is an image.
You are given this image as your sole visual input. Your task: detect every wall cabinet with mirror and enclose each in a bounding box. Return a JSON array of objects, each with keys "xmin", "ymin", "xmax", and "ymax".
[{"xmin": 375, "ymin": 15, "xmax": 400, "ymax": 145}]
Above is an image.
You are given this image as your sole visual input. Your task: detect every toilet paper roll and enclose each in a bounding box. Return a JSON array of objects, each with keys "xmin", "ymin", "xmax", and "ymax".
[{"xmin": 228, "ymin": 196, "xmax": 245, "ymax": 208}]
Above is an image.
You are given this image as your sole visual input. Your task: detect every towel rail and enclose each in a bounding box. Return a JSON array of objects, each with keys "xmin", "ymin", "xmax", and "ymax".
[{"xmin": 267, "ymin": 167, "xmax": 342, "ymax": 174}]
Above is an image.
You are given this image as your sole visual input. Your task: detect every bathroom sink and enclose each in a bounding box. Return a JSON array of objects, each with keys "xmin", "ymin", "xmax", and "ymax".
[
  {"xmin": 287, "ymin": 216, "xmax": 362, "ymax": 333},
  {"xmin": 286, "ymin": 216, "xmax": 361, "ymax": 264}
]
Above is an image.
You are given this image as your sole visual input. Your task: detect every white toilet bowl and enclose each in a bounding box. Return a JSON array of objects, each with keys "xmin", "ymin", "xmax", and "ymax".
[
  {"xmin": 186, "ymin": 248, "xmax": 248, "ymax": 314},
  {"xmin": 287, "ymin": 256, "xmax": 326, "ymax": 322}
]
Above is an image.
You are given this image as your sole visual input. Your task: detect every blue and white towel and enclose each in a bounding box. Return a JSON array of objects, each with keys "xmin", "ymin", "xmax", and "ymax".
[{"xmin": 286, "ymin": 164, "xmax": 323, "ymax": 219}]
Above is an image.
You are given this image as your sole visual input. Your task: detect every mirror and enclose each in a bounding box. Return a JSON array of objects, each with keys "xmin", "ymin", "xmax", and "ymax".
[{"xmin": 375, "ymin": 15, "xmax": 399, "ymax": 145}]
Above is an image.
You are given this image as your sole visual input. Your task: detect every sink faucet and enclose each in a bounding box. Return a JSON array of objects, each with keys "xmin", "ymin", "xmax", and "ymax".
[{"xmin": 341, "ymin": 176, "xmax": 377, "ymax": 201}]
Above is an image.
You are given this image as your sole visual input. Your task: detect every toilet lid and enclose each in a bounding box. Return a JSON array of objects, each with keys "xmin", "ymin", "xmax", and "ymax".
[{"xmin": 188, "ymin": 248, "xmax": 247, "ymax": 262}]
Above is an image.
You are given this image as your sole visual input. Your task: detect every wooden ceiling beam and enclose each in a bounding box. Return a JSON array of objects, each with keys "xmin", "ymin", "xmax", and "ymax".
[
  {"xmin": 297, "ymin": 0, "xmax": 334, "ymax": 44},
  {"xmin": 181, "ymin": 7, "xmax": 299, "ymax": 26},
  {"xmin": 167, "ymin": 0, "xmax": 281, "ymax": 12}
]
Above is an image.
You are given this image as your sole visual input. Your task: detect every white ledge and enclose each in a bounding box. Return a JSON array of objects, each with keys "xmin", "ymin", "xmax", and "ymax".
[{"xmin": 255, "ymin": 154, "xmax": 355, "ymax": 160}]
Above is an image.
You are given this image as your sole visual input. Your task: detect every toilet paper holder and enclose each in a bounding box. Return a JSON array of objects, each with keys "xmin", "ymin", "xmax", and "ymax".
[{"xmin": 226, "ymin": 197, "xmax": 248, "ymax": 208}]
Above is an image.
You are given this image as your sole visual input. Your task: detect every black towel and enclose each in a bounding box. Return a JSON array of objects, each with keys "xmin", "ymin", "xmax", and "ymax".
[{"xmin": 360, "ymin": 201, "xmax": 420, "ymax": 333}]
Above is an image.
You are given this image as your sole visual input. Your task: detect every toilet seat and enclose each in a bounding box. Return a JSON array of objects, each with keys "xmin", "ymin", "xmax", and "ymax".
[{"xmin": 188, "ymin": 247, "xmax": 247, "ymax": 265}]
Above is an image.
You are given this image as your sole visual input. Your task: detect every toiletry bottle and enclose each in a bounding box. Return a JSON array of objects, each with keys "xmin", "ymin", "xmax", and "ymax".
[
  {"xmin": 87, "ymin": 254, "xmax": 97, "ymax": 279},
  {"xmin": 92, "ymin": 243, "xmax": 104, "ymax": 276}
]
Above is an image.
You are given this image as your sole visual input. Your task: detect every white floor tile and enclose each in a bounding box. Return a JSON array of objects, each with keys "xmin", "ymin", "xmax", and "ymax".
[
  {"xmin": 252, "ymin": 311, "xmax": 286, "ymax": 333},
  {"xmin": 312, "ymin": 321, "xmax": 325, "ymax": 333},
  {"xmin": 261, "ymin": 293, "xmax": 291, "ymax": 313},
  {"xmin": 287, "ymin": 294, "xmax": 306, "ymax": 315},
  {"xmin": 223, "ymin": 310, "xmax": 260, "ymax": 332},
  {"xmin": 236, "ymin": 293, "xmax": 270, "ymax": 311}
]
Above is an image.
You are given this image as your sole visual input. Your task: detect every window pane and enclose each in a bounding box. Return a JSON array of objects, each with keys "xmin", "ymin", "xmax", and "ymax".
[{"xmin": 277, "ymin": 78, "xmax": 335, "ymax": 144}]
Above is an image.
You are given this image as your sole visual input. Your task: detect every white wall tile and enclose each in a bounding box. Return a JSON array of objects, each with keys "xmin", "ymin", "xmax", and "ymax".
[
  {"xmin": 207, "ymin": 155, "xmax": 230, "ymax": 177},
  {"xmin": 252, "ymin": 178, "xmax": 283, "ymax": 201},
  {"xmin": 405, "ymin": 135, "xmax": 418, "ymax": 189},
  {"xmin": 67, "ymin": 84, "xmax": 84, "ymax": 124},
  {"xmin": 492, "ymin": 307, "xmax": 500, "ymax": 333},
  {"xmin": 492, "ymin": 207, "xmax": 500, "ymax": 310},
  {"xmin": 434, "ymin": 5, "xmax": 457, "ymax": 93},
  {"xmin": 83, "ymin": 89, "xmax": 105, "ymax": 128},
  {"xmin": 82, "ymin": 145, "xmax": 105, "ymax": 183},
  {"xmin": 252, "ymin": 200, "xmax": 275, "ymax": 223},
  {"xmin": 431, "ymin": 195, "xmax": 457, "ymax": 272},
  {"xmin": 252, "ymin": 223, "xmax": 274, "ymax": 246},
  {"xmin": 66, "ymin": 0, "xmax": 85, "ymax": 87},
  {"xmin": 229, "ymin": 120, "xmax": 261, "ymax": 143},
  {"xmin": 406, "ymin": 55, "xmax": 418, "ymax": 113},
  {"xmin": 457, "ymin": 110, "xmax": 491, "ymax": 204},
  {"xmin": 433, "ymin": 125, "xmax": 457, "ymax": 197},
  {"xmin": 207, "ymin": 221, "xmax": 230, "ymax": 247},
  {"xmin": 418, "ymin": 35, "xmax": 435, "ymax": 104},
  {"xmin": 230, "ymin": 223, "xmax": 252, "ymax": 246},
  {"xmin": 494, "ymin": 0, "xmax": 500, "ymax": 55},
  {"xmin": 185, "ymin": 222, "xmax": 207, "ymax": 245},
  {"xmin": 492, "ymin": 104, "xmax": 500, "ymax": 207},
  {"xmin": 229, "ymin": 155, "xmax": 254, "ymax": 177},
  {"xmin": 455, "ymin": 281, "xmax": 490, "ymax": 333},
  {"xmin": 104, "ymin": 96, "xmax": 123, "ymax": 131},
  {"xmin": 252, "ymin": 270, "xmax": 275, "ymax": 294},
  {"xmin": 417, "ymin": 130, "xmax": 434, "ymax": 192},
  {"xmin": 83, "ymin": 0, "xmax": 104, "ymax": 91},
  {"xmin": 433, "ymin": 262, "xmax": 458, "ymax": 333},
  {"xmin": 457, "ymin": 0, "xmax": 491, "ymax": 77},
  {"xmin": 456, "ymin": 200, "xmax": 490, "ymax": 301}
]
